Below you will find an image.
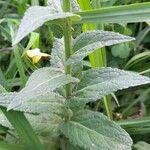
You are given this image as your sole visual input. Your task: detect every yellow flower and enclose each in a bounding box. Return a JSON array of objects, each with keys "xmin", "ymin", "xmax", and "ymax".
[{"xmin": 26, "ymin": 48, "xmax": 50, "ymax": 64}]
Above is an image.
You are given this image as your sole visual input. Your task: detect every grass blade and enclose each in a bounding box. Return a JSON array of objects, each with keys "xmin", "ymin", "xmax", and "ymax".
[
  {"xmin": 1, "ymin": 107, "xmax": 44, "ymax": 150},
  {"xmin": 77, "ymin": 2, "xmax": 150, "ymax": 24}
]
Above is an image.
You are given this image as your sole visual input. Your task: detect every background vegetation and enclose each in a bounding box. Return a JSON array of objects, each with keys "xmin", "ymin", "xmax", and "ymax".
[{"xmin": 0, "ymin": 0, "xmax": 150, "ymax": 149}]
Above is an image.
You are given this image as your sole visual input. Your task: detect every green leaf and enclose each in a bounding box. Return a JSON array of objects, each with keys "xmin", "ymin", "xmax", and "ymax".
[
  {"xmin": 60, "ymin": 110, "xmax": 132, "ymax": 150},
  {"xmin": 0, "ymin": 85, "xmax": 43, "ymax": 149},
  {"xmin": 26, "ymin": 113, "xmax": 63, "ymax": 136},
  {"xmin": 0, "ymin": 113, "xmax": 12, "ymax": 129},
  {"xmin": 7, "ymin": 67, "xmax": 79, "ymax": 112},
  {"xmin": 13, "ymin": 6, "xmax": 80, "ymax": 45},
  {"xmin": 1, "ymin": 108, "xmax": 44, "ymax": 150},
  {"xmin": 50, "ymin": 38, "xmax": 65, "ymax": 70},
  {"xmin": 0, "ymin": 93, "xmax": 17, "ymax": 108},
  {"xmin": 9, "ymin": 92, "xmax": 65, "ymax": 114},
  {"xmin": 66, "ymin": 67, "xmax": 150, "ymax": 108},
  {"xmin": 0, "ymin": 141, "xmax": 24, "ymax": 150},
  {"xmin": 50, "ymin": 38, "xmax": 83, "ymax": 77},
  {"xmin": 0, "ymin": 112, "xmax": 62, "ymax": 136},
  {"xmin": 77, "ymin": 2, "xmax": 150, "ymax": 24},
  {"xmin": 134, "ymin": 141, "xmax": 150, "ymax": 150},
  {"xmin": 111, "ymin": 43, "xmax": 131, "ymax": 59},
  {"xmin": 0, "ymin": 85, "xmax": 6, "ymax": 93},
  {"xmin": 67, "ymin": 30, "xmax": 134, "ymax": 64}
]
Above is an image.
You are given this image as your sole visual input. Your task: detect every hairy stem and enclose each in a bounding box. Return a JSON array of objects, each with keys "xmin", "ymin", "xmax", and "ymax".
[{"xmin": 63, "ymin": 0, "xmax": 72, "ymax": 97}]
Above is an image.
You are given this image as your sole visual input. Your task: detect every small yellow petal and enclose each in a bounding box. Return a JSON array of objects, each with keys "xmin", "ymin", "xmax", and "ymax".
[
  {"xmin": 32, "ymin": 56, "xmax": 42, "ymax": 64},
  {"xmin": 26, "ymin": 48, "xmax": 50, "ymax": 64},
  {"xmin": 26, "ymin": 48, "xmax": 41, "ymax": 58}
]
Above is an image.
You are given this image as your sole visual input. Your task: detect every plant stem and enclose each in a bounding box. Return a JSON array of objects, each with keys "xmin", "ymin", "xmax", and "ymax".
[{"xmin": 63, "ymin": 0, "xmax": 72, "ymax": 97}]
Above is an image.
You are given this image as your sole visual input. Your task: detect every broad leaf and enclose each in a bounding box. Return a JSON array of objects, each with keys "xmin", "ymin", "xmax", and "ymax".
[
  {"xmin": 13, "ymin": 6, "xmax": 80, "ymax": 45},
  {"xmin": 27, "ymin": 113, "xmax": 63, "ymax": 136},
  {"xmin": 67, "ymin": 30, "xmax": 134, "ymax": 64},
  {"xmin": 66, "ymin": 67, "xmax": 150, "ymax": 108},
  {"xmin": 0, "ymin": 86, "xmax": 43, "ymax": 149},
  {"xmin": 8, "ymin": 67, "xmax": 79, "ymax": 112},
  {"xmin": 60, "ymin": 110, "xmax": 132, "ymax": 150},
  {"xmin": 0, "ymin": 93, "xmax": 17, "ymax": 108},
  {"xmin": 0, "ymin": 89, "xmax": 65, "ymax": 115},
  {"xmin": 9, "ymin": 92, "xmax": 65, "ymax": 114}
]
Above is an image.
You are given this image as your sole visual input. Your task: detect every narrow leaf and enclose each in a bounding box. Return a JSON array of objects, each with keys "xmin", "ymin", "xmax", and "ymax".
[
  {"xmin": 1, "ymin": 108, "xmax": 44, "ymax": 150},
  {"xmin": 0, "ymin": 141, "xmax": 24, "ymax": 150},
  {"xmin": 77, "ymin": 2, "xmax": 150, "ymax": 24},
  {"xmin": 67, "ymin": 30, "xmax": 134, "ymax": 64}
]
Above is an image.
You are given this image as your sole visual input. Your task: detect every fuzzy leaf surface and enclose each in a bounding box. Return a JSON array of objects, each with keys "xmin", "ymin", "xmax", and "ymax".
[
  {"xmin": 60, "ymin": 110, "xmax": 132, "ymax": 150},
  {"xmin": 67, "ymin": 30, "xmax": 135, "ymax": 64},
  {"xmin": 26, "ymin": 113, "xmax": 63, "ymax": 136},
  {"xmin": 66, "ymin": 67, "xmax": 150, "ymax": 108},
  {"xmin": 13, "ymin": 6, "xmax": 80, "ymax": 45},
  {"xmin": 8, "ymin": 67, "xmax": 79, "ymax": 112},
  {"xmin": 50, "ymin": 38, "xmax": 83, "ymax": 77},
  {"xmin": 50, "ymin": 38, "xmax": 64, "ymax": 70},
  {"xmin": 0, "ymin": 93, "xmax": 17, "ymax": 108}
]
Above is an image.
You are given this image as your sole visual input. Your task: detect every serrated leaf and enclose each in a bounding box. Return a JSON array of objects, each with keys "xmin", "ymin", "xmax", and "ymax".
[
  {"xmin": 8, "ymin": 67, "xmax": 79, "ymax": 112},
  {"xmin": 9, "ymin": 92, "xmax": 65, "ymax": 114},
  {"xmin": 67, "ymin": 30, "xmax": 135, "ymax": 64},
  {"xmin": 66, "ymin": 67, "xmax": 150, "ymax": 108},
  {"xmin": 13, "ymin": 6, "xmax": 80, "ymax": 45},
  {"xmin": 60, "ymin": 110, "xmax": 132, "ymax": 150}
]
